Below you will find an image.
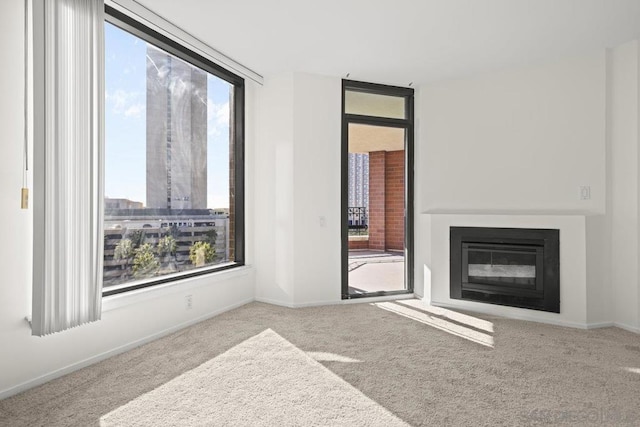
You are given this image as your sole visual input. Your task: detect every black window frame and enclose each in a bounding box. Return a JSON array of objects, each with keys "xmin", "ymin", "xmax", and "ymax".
[
  {"xmin": 341, "ymin": 79, "xmax": 415, "ymax": 299},
  {"xmin": 102, "ymin": 6, "xmax": 245, "ymax": 297}
]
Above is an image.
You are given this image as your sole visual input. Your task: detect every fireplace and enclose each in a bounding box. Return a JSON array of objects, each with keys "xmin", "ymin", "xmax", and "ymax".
[{"xmin": 450, "ymin": 227, "xmax": 559, "ymax": 313}]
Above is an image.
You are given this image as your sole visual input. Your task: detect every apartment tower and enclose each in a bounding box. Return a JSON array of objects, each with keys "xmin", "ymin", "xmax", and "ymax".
[{"xmin": 146, "ymin": 45, "xmax": 207, "ymax": 210}]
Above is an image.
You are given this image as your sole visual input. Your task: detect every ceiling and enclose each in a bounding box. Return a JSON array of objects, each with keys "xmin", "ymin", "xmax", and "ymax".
[
  {"xmin": 349, "ymin": 124, "xmax": 405, "ymax": 153},
  {"xmin": 135, "ymin": 0, "xmax": 640, "ymax": 86}
]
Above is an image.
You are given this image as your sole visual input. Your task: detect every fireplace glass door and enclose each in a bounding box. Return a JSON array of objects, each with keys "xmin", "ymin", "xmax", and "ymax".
[{"xmin": 462, "ymin": 243, "xmax": 543, "ymax": 295}]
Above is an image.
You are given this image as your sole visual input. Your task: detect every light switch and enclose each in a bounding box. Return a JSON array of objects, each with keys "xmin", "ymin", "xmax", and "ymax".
[{"xmin": 21, "ymin": 188, "xmax": 29, "ymax": 209}]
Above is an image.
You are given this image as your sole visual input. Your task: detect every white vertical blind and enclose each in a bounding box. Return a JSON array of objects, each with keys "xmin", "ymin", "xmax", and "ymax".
[{"xmin": 31, "ymin": 0, "xmax": 105, "ymax": 336}]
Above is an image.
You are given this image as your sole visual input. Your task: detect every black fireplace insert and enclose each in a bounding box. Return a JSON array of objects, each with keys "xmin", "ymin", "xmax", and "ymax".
[{"xmin": 450, "ymin": 227, "xmax": 559, "ymax": 313}]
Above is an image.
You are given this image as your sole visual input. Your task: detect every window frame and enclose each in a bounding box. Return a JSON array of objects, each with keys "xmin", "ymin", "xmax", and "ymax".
[
  {"xmin": 341, "ymin": 79, "xmax": 414, "ymax": 299},
  {"xmin": 102, "ymin": 5, "xmax": 245, "ymax": 297}
]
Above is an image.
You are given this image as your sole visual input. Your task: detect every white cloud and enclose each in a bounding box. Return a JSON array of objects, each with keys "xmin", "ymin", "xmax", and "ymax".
[
  {"xmin": 124, "ymin": 103, "xmax": 145, "ymax": 118},
  {"xmin": 106, "ymin": 89, "xmax": 144, "ymax": 118},
  {"xmin": 207, "ymin": 99, "xmax": 229, "ymax": 137}
]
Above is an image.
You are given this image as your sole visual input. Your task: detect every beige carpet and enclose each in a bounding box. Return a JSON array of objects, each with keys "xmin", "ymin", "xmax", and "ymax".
[
  {"xmin": 101, "ymin": 329, "xmax": 408, "ymax": 426},
  {"xmin": 1, "ymin": 300, "xmax": 640, "ymax": 426}
]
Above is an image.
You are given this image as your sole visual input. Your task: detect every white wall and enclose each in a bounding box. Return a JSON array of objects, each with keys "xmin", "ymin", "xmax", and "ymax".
[
  {"xmin": 249, "ymin": 45, "xmax": 640, "ymax": 332},
  {"xmin": 254, "ymin": 73, "xmax": 296, "ymax": 305},
  {"xmin": 415, "ymin": 50, "xmax": 613, "ymax": 328},
  {"xmin": 292, "ymin": 73, "xmax": 342, "ymax": 305},
  {"xmin": 0, "ymin": 0, "xmax": 255, "ymax": 398},
  {"xmin": 415, "ymin": 45, "xmax": 640, "ymax": 331},
  {"xmin": 585, "ymin": 215, "xmax": 611, "ymax": 325},
  {"xmin": 254, "ymin": 72, "xmax": 342, "ymax": 307},
  {"xmin": 419, "ymin": 52, "xmax": 606, "ymax": 215},
  {"xmin": 609, "ymin": 41, "xmax": 640, "ymax": 332}
]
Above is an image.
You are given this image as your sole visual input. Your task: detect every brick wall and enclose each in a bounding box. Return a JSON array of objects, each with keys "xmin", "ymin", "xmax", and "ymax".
[
  {"xmin": 348, "ymin": 239, "xmax": 370, "ymax": 250},
  {"xmin": 385, "ymin": 150, "xmax": 405, "ymax": 251},
  {"xmin": 368, "ymin": 151, "xmax": 386, "ymax": 250},
  {"xmin": 367, "ymin": 150, "xmax": 404, "ymax": 251}
]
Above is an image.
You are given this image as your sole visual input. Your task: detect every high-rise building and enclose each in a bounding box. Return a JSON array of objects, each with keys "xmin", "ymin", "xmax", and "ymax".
[
  {"xmin": 348, "ymin": 153, "xmax": 369, "ymax": 208},
  {"xmin": 146, "ymin": 45, "xmax": 207, "ymax": 210}
]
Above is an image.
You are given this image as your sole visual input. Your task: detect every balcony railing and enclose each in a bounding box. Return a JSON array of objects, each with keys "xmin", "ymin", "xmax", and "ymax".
[{"xmin": 348, "ymin": 207, "xmax": 368, "ymax": 235}]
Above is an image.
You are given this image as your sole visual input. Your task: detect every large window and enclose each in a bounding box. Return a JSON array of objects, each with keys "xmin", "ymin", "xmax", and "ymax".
[{"xmin": 102, "ymin": 7, "xmax": 244, "ymax": 295}]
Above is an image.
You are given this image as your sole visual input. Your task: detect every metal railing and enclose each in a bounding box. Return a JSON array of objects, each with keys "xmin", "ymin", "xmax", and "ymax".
[{"xmin": 348, "ymin": 207, "xmax": 368, "ymax": 235}]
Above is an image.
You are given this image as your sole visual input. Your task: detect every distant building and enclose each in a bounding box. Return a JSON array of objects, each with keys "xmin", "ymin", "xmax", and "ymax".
[
  {"xmin": 348, "ymin": 153, "xmax": 369, "ymax": 208},
  {"xmin": 209, "ymin": 208, "xmax": 229, "ymax": 217},
  {"xmin": 104, "ymin": 197, "xmax": 144, "ymax": 210},
  {"xmin": 104, "ymin": 208, "xmax": 227, "ymax": 230},
  {"xmin": 146, "ymin": 45, "xmax": 207, "ymax": 210},
  {"xmin": 103, "ymin": 208, "xmax": 230, "ymax": 286}
]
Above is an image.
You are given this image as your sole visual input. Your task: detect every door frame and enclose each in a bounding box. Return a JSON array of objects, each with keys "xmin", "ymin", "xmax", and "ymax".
[{"xmin": 341, "ymin": 79, "xmax": 415, "ymax": 299}]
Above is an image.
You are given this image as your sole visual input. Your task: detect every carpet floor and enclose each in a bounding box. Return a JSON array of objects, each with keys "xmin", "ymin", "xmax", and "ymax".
[{"xmin": 1, "ymin": 299, "xmax": 640, "ymax": 426}]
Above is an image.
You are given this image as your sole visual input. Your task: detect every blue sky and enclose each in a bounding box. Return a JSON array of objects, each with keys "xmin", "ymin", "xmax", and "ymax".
[{"xmin": 104, "ymin": 22, "xmax": 231, "ymax": 209}]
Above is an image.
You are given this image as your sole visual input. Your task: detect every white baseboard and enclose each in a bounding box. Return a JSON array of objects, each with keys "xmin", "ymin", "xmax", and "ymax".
[
  {"xmin": 430, "ymin": 301, "xmax": 590, "ymax": 329},
  {"xmin": 585, "ymin": 321, "xmax": 615, "ymax": 329},
  {"xmin": 255, "ymin": 293, "xmax": 417, "ymax": 309},
  {"xmin": 339, "ymin": 293, "xmax": 416, "ymax": 305},
  {"xmin": 614, "ymin": 322, "xmax": 640, "ymax": 334},
  {"xmin": 293, "ymin": 299, "xmax": 343, "ymax": 308},
  {"xmin": 431, "ymin": 301, "xmax": 640, "ymax": 334},
  {"xmin": 0, "ymin": 297, "xmax": 254, "ymax": 401},
  {"xmin": 254, "ymin": 296, "xmax": 296, "ymax": 308}
]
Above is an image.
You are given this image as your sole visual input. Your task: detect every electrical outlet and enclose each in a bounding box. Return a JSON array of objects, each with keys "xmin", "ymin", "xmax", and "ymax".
[
  {"xmin": 185, "ymin": 294, "xmax": 193, "ymax": 310},
  {"xmin": 579, "ymin": 186, "xmax": 591, "ymax": 200}
]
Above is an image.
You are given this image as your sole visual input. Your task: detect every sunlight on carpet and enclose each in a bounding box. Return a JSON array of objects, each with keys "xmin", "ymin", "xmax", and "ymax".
[
  {"xmin": 625, "ymin": 367, "xmax": 640, "ymax": 375},
  {"xmin": 307, "ymin": 352, "xmax": 363, "ymax": 363},
  {"xmin": 100, "ymin": 329, "xmax": 407, "ymax": 427},
  {"xmin": 373, "ymin": 301, "xmax": 494, "ymax": 348},
  {"xmin": 397, "ymin": 300, "xmax": 494, "ymax": 333}
]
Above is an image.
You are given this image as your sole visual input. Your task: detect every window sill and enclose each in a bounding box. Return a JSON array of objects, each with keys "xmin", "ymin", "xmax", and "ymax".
[{"xmin": 102, "ymin": 265, "xmax": 254, "ymax": 313}]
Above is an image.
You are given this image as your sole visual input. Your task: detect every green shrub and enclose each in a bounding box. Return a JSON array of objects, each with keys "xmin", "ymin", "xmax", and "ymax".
[
  {"xmin": 133, "ymin": 243, "xmax": 160, "ymax": 277},
  {"xmin": 157, "ymin": 235, "xmax": 177, "ymax": 257},
  {"xmin": 189, "ymin": 241, "xmax": 215, "ymax": 267},
  {"xmin": 129, "ymin": 229, "xmax": 145, "ymax": 249},
  {"xmin": 114, "ymin": 238, "xmax": 134, "ymax": 261}
]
